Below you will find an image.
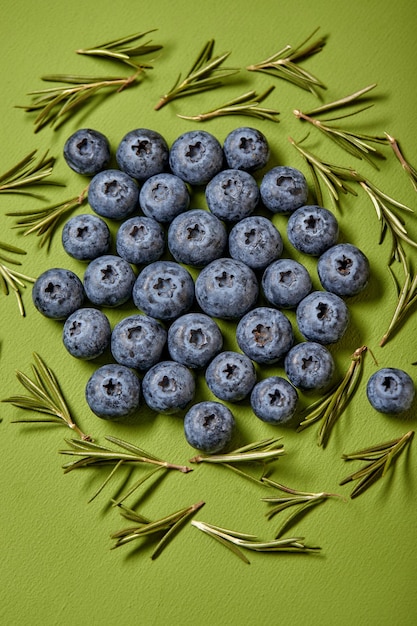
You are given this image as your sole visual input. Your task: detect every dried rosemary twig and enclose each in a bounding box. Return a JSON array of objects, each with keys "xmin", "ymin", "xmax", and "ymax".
[
  {"xmin": 385, "ymin": 132, "xmax": 417, "ymax": 192},
  {"xmin": 0, "ymin": 242, "xmax": 36, "ymax": 316},
  {"xmin": 0, "ymin": 150, "xmax": 61, "ymax": 196},
  {"xmin": 76, "ymin": 29, "xmax": 162, "ymax": 69}
]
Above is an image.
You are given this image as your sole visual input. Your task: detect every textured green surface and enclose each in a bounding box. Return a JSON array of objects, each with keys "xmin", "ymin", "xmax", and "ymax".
[{"xmin": 1, "ymin": 1, "xmax": 417, "ymax": 624}]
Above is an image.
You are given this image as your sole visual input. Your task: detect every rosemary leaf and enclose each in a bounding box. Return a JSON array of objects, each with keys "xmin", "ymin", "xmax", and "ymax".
[
  {"xmin": 300, "ymin": 83, "xmax": 377, "ymax": 117},
  {"xmin": 0, "ymin": 241, "xmax": 35, "ymax": 316},
  {"xmin": 189, "ymin": 437, "xmax": 285, "ymax": 465},
  {"xmin": 76, "ymin": 29, "xmax": 162, "ymax": 69},
  {"xmin": 0, "ymin": 150, "xmax": 62, "ymax": 195}
]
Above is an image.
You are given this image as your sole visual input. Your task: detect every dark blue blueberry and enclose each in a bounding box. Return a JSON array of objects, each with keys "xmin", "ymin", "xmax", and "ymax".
[
  {"xmin": 63, "ymin": 128, "xmax": 110, "ymax": 176},
  {"xmin": 83, "ymin": 255, "xmax": 136, "ymax": 308},
  {"xmin": 133, "ymin": 260, "xmax": 195, "ymax": 321},
  {"xmin": 32, "ymin": 268, "xmax": 84, "ymax": 319},
  {"xmin": 167, "ymin": 313, "xmax": 223, "ymax": 369},
  {"xmin": 287, "ymin": 205, "xmax": 339, "ymax": 256},
  {"xmin": 85, "ymin": 364, "xmax": 140, "ymax": 421},
  {"xmin": 116, "ymin": 216, "xmax": 165, "ymax": 265},
  {"xmin": 169, "ymin": 130, "xmax": 224, "ymax": 186},
  {"xmin": 63, "ymin": 307, "xmax": 111, "ymax": 360},
  {"xmin": 296, "ymin": 290, "xmax": 349, "ymax": 344},
  {"xmin": 139, "ymin": 173, "xmax": 190, "ymax": 223},
  {"xmin": 142, "ymin": 361, "xmax": 195, "ymax": 414},
  {"xmin": 317, "ymin": 243, "xmax": 370, "ymax": 297},
  {"xmin": 236, "ymin": 306, "xmax": 294, "ymax": 364},
  {"xmin": 250, "ymin": 376, "xmax": 298, "ymax": 424},
  {"xmin": 228, "ymin": 215, "xmax": 283, "ymax": 270},
  {"xmin": 366, "ymin": 368, "xmax": 415, "ymax": 414},
  {"xmin": 195, "ymin": 257, "xmax": 259, "ymax": 320},
  {"xmin": 284, "ymin": 341, "xmax": 335, "ymax": 391},
  {"xmin": 184, "ymin": 401, "xmax": 235, "ymax": 454},
  {"xmin": 116, "ymin": 129, "xmax": 169, "ymax": 181},
  {"xmin": 205, "ymin": 350, "xmax": 256, "ymax": 402},
  {"xmin": 262, "ymin": 258, "xmax": 312, "ymax": 309},
  {"xmin": 260, "ymin": 166, "xmax": 308, "ymax": 214},
  {"xmin": 205, "ymin": 169, "xmax": 259, "ymax": 223},
  {"xmin": 62, "ymin": 214, "xmax": 111, "ymax": 261},
  {"xmin": 88, "ymin": 169, "xmax": 139, "ymax": 220},
  {"xmin": 223, "ymin": 127, "xmax": 270, "ymax": 172},
  {"xmin": 111, "ymin": 314, "xmax": 167, "ymax": 371},
  {"xmin": 167, "ymin": 209, "xmax": 227, "ymax": 267}
]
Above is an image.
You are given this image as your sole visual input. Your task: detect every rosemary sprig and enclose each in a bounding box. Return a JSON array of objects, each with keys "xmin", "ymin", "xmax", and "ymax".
[
  {"xmin": 297, "ymin": 346, "xmax": 368, "ymax": 448},
  {"xmin": 111, "ymin": 500, "xmax": 204, "ymax": 558},
  {"xmin": 340, "ymin": 431, "xmax": 414, "ymax": 498},
  {"xmin": 2, "ymin": 352, "xmax": 91, "ymax": 441},
  {"xmin": 385, "ymin": 132, "xmax": 417, "ymax": 192},
  {"xmin": 177, "ymin": 86, "xmax": 279, "ymax": 122},
  {"xmin": 18, "ymin": 71, "xmax": 141, "ymax": 132},
  {"xmin": 76, "ymin": 29, "xmax": 162, "ymax": 69},
  {"xmin": 0, "ymin": 150, "xmax": 61, "ymax": 196},
  {"xmin": 247, "ymin": 28, "xmax": 327, "ymax": 96},
  {"xmin": 0, "ymin": 241, "xmax": 36, "ymax": 316},
  {"xmin": 154, "ymin": 39, "xmax": 238, "ymax": 111},
  {"xmin": 192, "ymin": 520, "xmax": 320, "ymax": 564}
]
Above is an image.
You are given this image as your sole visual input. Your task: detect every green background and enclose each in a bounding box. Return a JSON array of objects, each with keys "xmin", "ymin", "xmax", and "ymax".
[{"xmin": 1, "ymin": 1, "xmax": 417, "ymax": 624}]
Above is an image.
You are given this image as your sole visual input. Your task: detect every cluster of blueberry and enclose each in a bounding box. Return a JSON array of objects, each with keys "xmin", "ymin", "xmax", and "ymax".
[{"xmin": 32, "ymin": 126, "xmax": 415, "ymax": 454}]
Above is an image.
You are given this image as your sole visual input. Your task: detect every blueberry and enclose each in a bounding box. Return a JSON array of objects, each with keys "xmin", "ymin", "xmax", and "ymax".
[
  {"xmin": 262, "ymin": 258, "xmax": 312, "ymax": 309},
  {"xmin": 142, "ymin": 361, "xmax": 195, "ymax": 414},
  {"xmin": 284, "ymin": 341, "xmax": 335, "ymax": 391},
  {"xmin": 228, "ymin": 215, "xmax": 283, "ymax": 270},
  {"xmin": 184, "ymin": 401, "xmax": 235, "ymax": 454},
  {"xmin": 366, "ymin": 368, "xmax": 415, "ymax": 414},
  {"xmin": 195, "ymin": 257, "xmax": 258, "ymax": 320},
  {"xmin": 62, "ymin": 214, "xmax": 111, "ymax": 261},
  {"xmin": 236, "ymin": 306, "xmax": 294, "ymax": 364},
  {"xmin": 111, "ymin": 314, "xmax": 167, "ymax": 370},
  {"xmin": 83, "ymin": 255, "xmax": 136, "ymax": 307},
  {"xmin": 296, "ymin": 290, "xmax": 349, "ymax": 344},
  {"xmin": 205, "ymin": 169, "xmax": 260, "ymax": 223},
  {"xmin": 250, "ymin": 376, "xmax": 298, "ymax": 424},
  {"xmin": 260, "ymin": 166, "xmax": 308, "ymax": 214},
  {"xmin": 85, "ymin": 364, "xmax": 140, "ymax": 420},
  {"xmin": 139, "ymin": 172, "xmax": 190, "ymax": 223},
  {"xmin": 133, "ymin": 260, "xmax": 195, "ymax": 321},
  {"xmin": 116, "ymin": 129, "xmax": 169, "ymax": 181},
  {"xmin": 223, "ymin": 126, "xmax": 270, "ymax": 172},
  {"xmin": 116, "ymin": 216, "xmax": 165, "ymax": 265},
  {"xmin": 287, "ymin": 205, "xmax": 339, "ymax": 256},
  {"xmin": 63, "ymin": 128, "xmax": 110, "ymax": 176},
  {"xmin": 205, "ymin": 350, "xmax": 256, "ymax": 402},
  {"xmin": 167, "ymin": 313, "xmax": 223, "ymax": 369},
  {"xmin": 32, "ymin": 268, "xmax": 84, "ymax": 319},
  {"xmin": 317, "ymin": 243, "xmax": 370, "ymax": 297},
  {"xmin": 167, "ymin": 209, "xmax": 227, "ymax": 267},
  {"xmin": 88, "ymin": 169, "xmax": 139, "ymax": 220},
  {"xmin": 169, "ymin": 130, "xmax": 224, "ymax": 186},
  {"xmin": 63, "ymin": 307, "xmax": 111, "ymax": 360}
]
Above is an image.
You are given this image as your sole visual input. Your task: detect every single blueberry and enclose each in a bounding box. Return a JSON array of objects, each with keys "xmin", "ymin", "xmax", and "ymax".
[
  {"xmin": 284, "ymin": 341, "xmax": 335, "ymax": 391},
  {"xmin": 116, "ymin": 216, "xmax": 165, "ymax": 265},
  {"xmin": 250, "ymin": 376, "xmax": 298, "ymax": 424},
  {"xmin": 195, "ymin": 257, "xmax": 259, "ymax": 320},
  {"xmin": 205, "ymin": 169, "xmax": 260, "ymax": 223},
  {"xmin": 236, "ymin": 306, "xmax": 294, "ymax": 364},
  {"xmin": 169, "ymin": 130, "xmax": 224, "ymax": 185},
  {"xmin": 287, "ymin": 205, "xmax": 339, "ymax": 256},
  {"xmin": 139, "ymin": 172, "xmax": 190, "ymax": 223},
  {"xmin": 111, "ymin": 314, "xmax": 167, "ymax": 371},
  {"xmin": 262, "ymin": 258, "xmax": 312, "ymax": 309},
  {"xmin": 228, "ymin": 215, "xmax": 283, "ymax": 270},
  {"xmin": 32, "ymin": 268, "xmax": 84, "ymax": 319},
  {"xmin": 260, "ymin": 166, "xmax": 308, "ymax": 214},
  {"xmin": 223, "ymin": 127, "xmax": 270, "ymax": 172},
  {"xmin": 317, "ymin": 243, "xmax": 370, "ymax": 297},
  {"xmin": 167, "ymin": 209, "xmax": 227, "ymax": 267},
  {"xmin": 85, "ymin": 364, "xmax": 140, "ymax": 421},
  {"xmin": 184, "ymin": 401, "xmax": 235, "ymax": 454},
  {"xmin": 116, "ymin": 128, "xmax": 169, "ymax": 181},
  {"xmin": 88, "ymin": 169, "xmax": 139, "ymax": 220},
  {"xmin": 63, "ymin": 128, "xmax": 110, "ymax": 176},
  {"xmin": 142, "ymin": 361, "xmax": 195, "ymax": 414},
  {"xmin": 205, "ymin": 350, "xmax": 257, "ymax": 402},
  {"xmin": 83, "ymin": 254, "xmax": 136, "ymax": 308},
  {"xmin": 62, "ymin": 214, "xmax": 111, "ymax": 261},
  {"xmin": 296, "ymin": 290, "xmax": 349, "ymax": 344},
  {"xmin": 63, "ymin": 307, "xmax": 111, "ymax": 360},
  {"xmin": 366, "ymin": 368, "xmax": 415, "ymax": 414},
  {"xmin": 167, "ymin": 312, "xmax": 223, "ymax": 369}
]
